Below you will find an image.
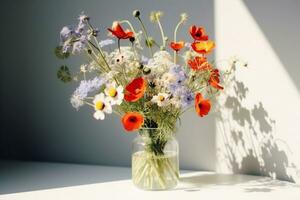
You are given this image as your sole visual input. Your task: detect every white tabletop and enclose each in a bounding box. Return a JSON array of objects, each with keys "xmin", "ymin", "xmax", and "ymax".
[{"xmin": 0, "ymin": 160, "xmax": 299, "ymax": 200}]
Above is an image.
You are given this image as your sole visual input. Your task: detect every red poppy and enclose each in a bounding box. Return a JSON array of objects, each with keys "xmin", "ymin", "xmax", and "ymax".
[
  {"xmin": 170, "ymin": 41, "xmax": 185, "ymax": 52},
  {"xmin": 124, "ymin": 77, "xmax": 146, "ymax": 102},
  {"xmin": 122, "ymin": 112, "xmax": 144, "ymax": 131},
  {"xmin": 195, "ymin": 93, "xmax": 211, "ymax": 117},
  {"xmin": 108, "ymin": 22, "xmax": 134, "ymax": 40},
  {"xmin": 188, "ymin": 56, "xmax": 211, "ymax": 71},
  {"xmin": 209, "ymin": 69, "xmax": 224, "ymax": 90},
  {"xmin": 189, "ymin": 25, "xmax": 209, "ymax": 41},
  {"xmin": 191, "ymin": 41, "xmax": 215, "ymax": 54}
]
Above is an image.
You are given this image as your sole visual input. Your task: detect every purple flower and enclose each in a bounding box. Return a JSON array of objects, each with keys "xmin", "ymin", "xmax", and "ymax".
[
  {"xmin": 168, "ymin": 83, "xmax": 178, "ymax": 94},
  {"xmin": 62, "ymin": 43, "xmax": 72, "ymax": 53},
  {"xmin": 181, "ymin": 89, "xmax": 194, "ymax": 108},
  {"xmin": 175, "ymin": 71, "xmax": 187, "ymax": 84},
  {"xmin": 167, "ymin": 65, "xmax": 187, "ymax": 95},
  {"xmin": 89, "ymin": 76, "xmax": 104, "ymax": 91},
  {"xmin": 76, "ymin": 13, "xmax": 89, "ymax": 34},
  {"xmin": 70, "ymin": 76, "xmax": 104, "ymax": 109},
  {"xmin": 169, "ymin": 86, "xmax": 194, "ymax": 108},
  {"xmin": 169, "ymin": 65, "xmax": 181, "ymax": 74},
  {"xmin": 60, "ymin": 26, "xmax": 73, "ymax": 42},
  {"xmin": 78, "ymin": 13, "xmax": 89, "ymax": 23},
  {"xmin": 72, "ymin": 35, "xmax": 87, "ymax": 54},
  {"xmin": 169, "ymin": 65, "xmax": 187, "ymax": 83},
  {"xmin": 72, "ymin": 41, "xmax": 85, "ymax": 54},
  {"xmin": 59, "ymin": 12, "xmax": 98, "ymax": 54},
  {"xmin": 72, "ymin": 76, "xmax": 104, "ymax": 100}
]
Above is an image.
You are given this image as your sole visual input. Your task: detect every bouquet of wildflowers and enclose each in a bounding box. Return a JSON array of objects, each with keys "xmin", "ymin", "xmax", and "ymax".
[{"xmin": 55, "ymin": 10, "xmax": 237, "ymax": 190}]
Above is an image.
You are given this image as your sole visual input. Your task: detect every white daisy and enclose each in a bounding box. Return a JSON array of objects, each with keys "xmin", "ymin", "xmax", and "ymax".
[
  {"xmin": 104, "ymin": 82, "xmax": 124, "ymax": 105},
  {"xmin": 151, "ymin": 93, "xmax": 170, "ymax": 107},
  {"xmin": 93, "ymin": 93, "xmax": 112, "ymax": 120}
]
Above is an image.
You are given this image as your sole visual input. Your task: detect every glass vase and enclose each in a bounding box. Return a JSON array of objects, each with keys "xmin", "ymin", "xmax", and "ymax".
[{"xmin": 132, "ymin": 129, "xmax": 179, "ymax": 190}]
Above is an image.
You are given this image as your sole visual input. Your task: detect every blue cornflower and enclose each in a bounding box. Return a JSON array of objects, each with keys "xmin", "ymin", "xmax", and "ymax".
[
  {"xmin": 168, "ymin": 83, "xmax": 178, "ymax": 94},
  {"xmin": 167, "ymin": 65, "xmax": 187, "ymax": 95},
  {"xmin": 175, "ymin": 70, "xmax": 187, "ymax": 85},
  {"xmin": 169, "ymin": 65, "xmax": 187, "ymax": 84},
  {"xmin": 181, "ymin": 89, "xmax": 194, "ymax": 108},
  {"xmin": 169, "ymin": 65, "xmax": 182, "ymax": 74}
]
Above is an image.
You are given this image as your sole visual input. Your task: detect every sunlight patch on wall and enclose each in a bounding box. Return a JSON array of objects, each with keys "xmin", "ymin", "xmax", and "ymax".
[{"xmin": 214, "ymin": 0, "xmax": 300, "ymax": 182}]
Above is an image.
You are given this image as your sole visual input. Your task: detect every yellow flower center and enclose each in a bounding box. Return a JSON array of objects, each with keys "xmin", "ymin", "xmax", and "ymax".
[
  {"xmin": 158, "ymin": 95, "xmax": 165, "ymax": 102},
  {"xmin": 108, "ymin": 88, "xmax": 118, "ymax": 97},
  {"xmin": 95, "ymin": 101, "xmax": 105, "ymax": 110}
]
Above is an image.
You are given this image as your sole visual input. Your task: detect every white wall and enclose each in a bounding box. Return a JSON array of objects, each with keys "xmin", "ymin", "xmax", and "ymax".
[{"xmin": 215, "ymin": 0, "xmax": 300, "ymax": 183}]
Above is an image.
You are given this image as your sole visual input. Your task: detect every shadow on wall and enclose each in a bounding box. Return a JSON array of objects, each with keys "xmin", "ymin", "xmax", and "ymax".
[{"xmin": 216, "ymin": 63, "xmax": 300, "ymax": 183}]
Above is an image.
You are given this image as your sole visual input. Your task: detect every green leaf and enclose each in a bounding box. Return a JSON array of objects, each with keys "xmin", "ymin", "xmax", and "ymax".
[
  {"xmin": 54, "ymin": 46, "xmax": 70, "ymax": 59},
  {"xmin": 57, "ymin": 65, "xmax": 72, "ymax": 83}
]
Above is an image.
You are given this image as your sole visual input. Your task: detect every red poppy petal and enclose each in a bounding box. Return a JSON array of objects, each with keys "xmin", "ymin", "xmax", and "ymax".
[
  {"xmin": 124, "ymin": 78, "xmax": 146, "ymax": 102},
  {"xmin": 122, "ymin": 112, "xmax": 144, "ymax": 131},
  {"xmin": 199, "ymin": 100, "xmax": 211, "ymax": 117}
]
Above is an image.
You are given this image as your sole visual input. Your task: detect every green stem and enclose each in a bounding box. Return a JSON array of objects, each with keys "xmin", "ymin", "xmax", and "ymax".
[
  {"xmin": 87, "ymin": 41, "xmax": 111, "ymax": 71},
  {"xmin": 173, "ymin": 20, "xmax": 184, "ymax": 64},
  {"xmin": 151, "ymin": 157, "xmax": 166, "ymax": 188},
  {"xmin": 117, "ymin": 39, "xmax": 121, "ymax": 53},
  {"xmin": 156, "ymin": 19, "xmax": 166, "ymax": 48},
  {"xmin": 85, "ymin": 51, "xmax": 107, "ymax": 73},
  {"xmin": 83, "ymin": 101, "xmax": 94, "ymax": 107},
  {"xmin": 87, "ymin": 41, "xmax": 120, "ymax": 85},
  {"xmin": 85, "ymin": 19, "xmax": 112, "ymax": 71},
  {"xmin": 137, "ymin": 17, "xmax": 153, "ymax": 56},
  {"xmin": 87, "ymin": 42, "xmax": 101, "ymax": 60},
  {"xmin": 112, "ymin": 110, "xmax": 122, "ymax": 117},
  {"xmin": 166, "ymin": 158, "xmax": 179, "ymax": 179},
  {"xmin": 119, "ymin": 20, "xmax": 140, "ymax": 60},
  {"xmin": 136, "ymin": 161, "xmax": 149, "ymax": 185}
]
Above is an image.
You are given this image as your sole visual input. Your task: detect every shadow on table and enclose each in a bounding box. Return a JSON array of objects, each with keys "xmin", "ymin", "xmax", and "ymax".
[
  {"xmin": 177, "ymin": 173, "xmax": 300, "ymax": 192},
  {"xmin": 0, "ymin": 160, "xmax": 131, "ymax": 195}
]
